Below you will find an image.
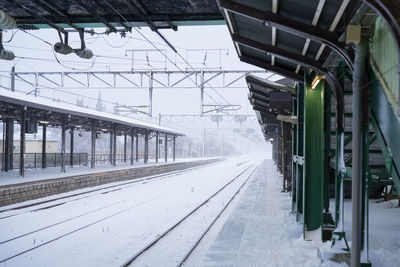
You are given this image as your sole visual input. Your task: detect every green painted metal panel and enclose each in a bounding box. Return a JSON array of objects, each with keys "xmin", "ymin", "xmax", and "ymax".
[
  {"xmin": 303, "ymin": 75, "xmax": 324, "ymax": 239},
  {"xmin": 369, "ymin": 17, "xmax": 399, "ymax": 115}
]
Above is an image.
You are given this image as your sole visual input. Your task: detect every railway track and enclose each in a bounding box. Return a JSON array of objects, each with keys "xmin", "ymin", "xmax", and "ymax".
[
  {"xmin": 0, "ymin": 158, "xmax": 256, "ymax": 265},
  {"xmin": 121, "ymin": 161, "xmax": 260, "ymax": 267},
  {"xmin": 0, "ymin": 161, "xmax": 223, "ymax": 219}
]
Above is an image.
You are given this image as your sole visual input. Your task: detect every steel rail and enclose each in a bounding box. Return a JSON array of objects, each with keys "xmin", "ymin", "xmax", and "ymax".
[
  {"xmin": 121, "ymin": 161, "xmax": 259, "ymax": 267},
  {"xmin": 176, "ymin": 163, "xmax": 260, "ymax": 266},
  {"xmin": 0, "ymin": 160, "xmax": 235, "ymax": 264},
  {"xmin": 0, "ymin": 161, "xmax": 222, "ymax": 217}
]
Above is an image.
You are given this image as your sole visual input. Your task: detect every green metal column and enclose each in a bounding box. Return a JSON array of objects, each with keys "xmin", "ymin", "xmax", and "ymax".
[
  {"xmin": 324, "ymin": 84, "xmax": 331, "ymax": 214},
  {"xmin": 292, "ymin": 96, "xmax": 297, "ymax": 213},
  {"xmin": 303, "ymin": 75, "xmax": 324, "ymax": 241},
  {"xmin": 296, "ymin": 82, "xmax": 304, "ymax": 222},
  {"xmin": 332, "ymin": 61, "xmax": 349, "ymax": 249},
  {"xmin": 334, "ymin": 61, "xmax": 345, "ymax": 226}
]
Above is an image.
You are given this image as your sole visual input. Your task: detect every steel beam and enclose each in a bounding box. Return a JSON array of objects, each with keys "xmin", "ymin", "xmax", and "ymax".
[
  {"xmin": 219, "ymin": 0, "xmax": 354, "ymax": 71},
  {"xmin": 303, "ymin": 75, "xmax": 324, "ymax": 241},
  {"xmin": 239, "ymin": 55, "xmax": 303, "ymax": 82},
  {"xmin": 19, "ymin": 109, "xmax": 25, "ymax": 177},
  {"xmin": 42, "ymin": 124, "xmax": 46, "ymax": 168}
]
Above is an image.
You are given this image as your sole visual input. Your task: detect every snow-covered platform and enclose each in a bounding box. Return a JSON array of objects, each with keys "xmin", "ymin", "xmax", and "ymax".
[
  {"xmin": 0, "ymin": 158, "xmax": 222, "ymax": 207},
  {"xmin": 191, "ymin": 159, "xmax": 326, "ymax": 266},
  {"xmin": 188, "ymin": 159, "xmax": 400, "ymax": 267}
]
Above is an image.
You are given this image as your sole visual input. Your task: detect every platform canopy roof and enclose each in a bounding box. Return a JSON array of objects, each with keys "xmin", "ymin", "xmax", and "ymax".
[
  {"xmin": 246, "ymin": 75, "xmax": 293, "ymax": 140},
  {"xmin": 0, "ymin": 90, "xmax": 183, "ymax": 136},
  {"xmin": 0, "ymin": 0, "xmax": 224, "ymax": 30},
  {"xmin": 218, "ymin": 0, "xmax": 364, "ymax": 139},
  {"xmin": 218, "ymin": 0, "xmax": 360, "ymax": 83}
]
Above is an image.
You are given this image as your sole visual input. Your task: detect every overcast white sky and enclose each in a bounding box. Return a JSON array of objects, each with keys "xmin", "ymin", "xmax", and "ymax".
[{"xmin": 0, "ymin": 25, "xmax": 275, "ymax": 146}]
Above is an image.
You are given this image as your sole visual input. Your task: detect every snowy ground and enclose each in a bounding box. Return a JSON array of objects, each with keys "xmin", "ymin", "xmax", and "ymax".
[
  {"xmin": 186, "ymin": 159, "xmax": 340, "ymax": 267},
  {"xmin": 0, "ymin": 157, "xmax": 216, "ymax": 186},
  {"xmin": 340, "ymin": 199, "xmax": 400, "ymax": 266},
  {"xmin": 0, "ymin": 155, "xmax": 257, "ymax": 266},
  {"xmin": 0, "ymin": 156, "xmax": 398, "ymax": 267}
]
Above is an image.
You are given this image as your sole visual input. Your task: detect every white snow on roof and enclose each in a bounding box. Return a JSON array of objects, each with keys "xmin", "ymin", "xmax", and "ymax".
[{"xmin": 0, "ymin": 90, "xmax": 183, "ymax": 136}]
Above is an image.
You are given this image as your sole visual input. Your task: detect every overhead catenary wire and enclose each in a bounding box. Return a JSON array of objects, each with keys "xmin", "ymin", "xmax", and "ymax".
[{"xmin": 102, "ymin": 0, "xmax": 229, "ymax": 106}]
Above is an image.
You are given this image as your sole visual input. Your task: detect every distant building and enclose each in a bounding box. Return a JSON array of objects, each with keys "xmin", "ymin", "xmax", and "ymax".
[{"xmin": 0, "ymin": 134, "xmax": 58, "ymax": 153}]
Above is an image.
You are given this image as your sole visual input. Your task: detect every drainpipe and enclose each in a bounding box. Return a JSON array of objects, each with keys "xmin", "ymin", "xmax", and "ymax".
[{"xmin": 351, "ymin": 38, "xmax": 367, "ymax": 267}]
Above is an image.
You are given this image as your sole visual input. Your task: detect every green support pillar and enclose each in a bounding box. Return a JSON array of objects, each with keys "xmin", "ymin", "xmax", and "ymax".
[
  {"xmin": 324, "ymin": 84, "xmax": 331, "ymax": 214},
  {"xmin": 303, "ymin": 75, "xmax": 324, "ymax": 241},
  {"xmin": 291, "ymin": 96, "xmax": 297, "ymax": 213},
  {"xmin": 332, "ymin": 61, "xmax": 349, "ymax": 249},
  {"xmin": 296, "ymin": 82, "xmax": 304, "ymax": 222}
]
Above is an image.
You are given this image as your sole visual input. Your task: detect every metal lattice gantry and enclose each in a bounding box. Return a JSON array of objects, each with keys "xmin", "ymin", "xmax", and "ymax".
[{"xmin": 8, "ymin": 69, "xmax": 269, "ymax": 116}]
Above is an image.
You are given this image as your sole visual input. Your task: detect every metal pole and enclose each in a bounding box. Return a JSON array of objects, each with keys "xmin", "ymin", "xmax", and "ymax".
[
  {"xmin": 61, "ymin": 117, "xmax": 66, "ymax": 173},
  {"xmin": 70, "ymin": 128, "xmax": 74, "ymax": 167},
  {"xmin": 109, "ymin": 131, "xmax": 113, "ymax": 165},
  {"xmin": 281, "ymin": 121, "xmax": 286, "ymax": 190},
  {"xmin": 130, "ymin": 128, "xmax": 134, "ymax": 165},
  {"xmin": 91, "ymin": 122, "xmax": 95, "ymax": 169},
  {"xmin": 173, "ymin": 135, "xmax": 176, "ymax": 161},
  {"xmin": 149, "ymin": 70, "xmax": 153, "ymax": 117},
  {"xmin": 156, "ymin": 132, "xmax": 159, "ymax": 162},
  {"xmin": 200, "ymin": 70, "xmax": 204, "ymax": 116},
  {"xmin": 135, "ymin": 134, "xmax": 139, "ymax": 162},
  {"xmin": 4, "ymin": 119, "xmax": 13, "ymax": 171},
  {"xmin": 296, "ymin": 83, "xmax": 304, "ymax": 222},
  {"xmin": 19, "ymin": 109, "xmax": 25, "ymax": 177},
  {"xmin": 165, "ymin": 133, "xmax": 168, "ymax": 162},
  {"xmin": 351, "ymin": 38, "xmax": 367, "ymax": 267},
  {"xmin": 144, "ymin": 130, "xmax": 148, "ymax": 163},
  {"xmin": 11, "ymin": 66, "xmax": 15, "ymax": 92},
  {"xmin": 42, "ymin": 124, "xmax": 46, "ymax": 168},
  {"xmin": 1, "ymin": 120, "xmax": 4, "ymax": 172},
  {"xmin": 124, "ymin": 133, "xmax": 127, "ymax": 163},
  {"xmin": 113, "ymin": 127, "xmax": 117, "ymax": 167}
]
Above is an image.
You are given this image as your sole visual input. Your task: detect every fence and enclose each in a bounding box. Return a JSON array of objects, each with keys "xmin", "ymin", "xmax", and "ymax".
[
  {"xmin": 1, "ymin": 151, "xmax": 171, "ymax": 170},
  {"xmin": 0, "ymin": 153, "xmax": 88, "ymax": 170}
]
